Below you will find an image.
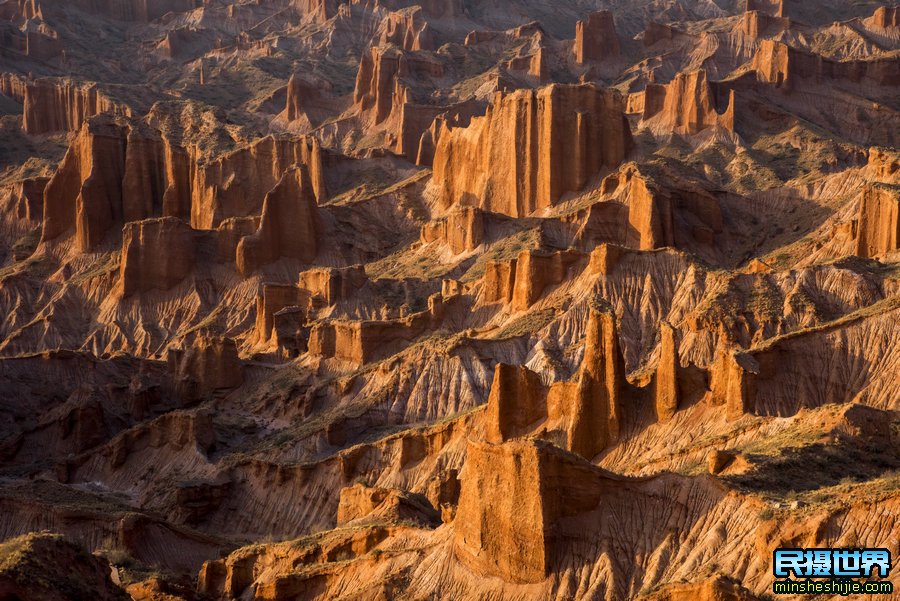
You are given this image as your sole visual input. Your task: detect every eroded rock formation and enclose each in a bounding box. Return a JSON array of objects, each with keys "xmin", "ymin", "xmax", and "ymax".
[
  {"xmin": 432, "ymin": 83, "xmax": 631, "ymax": 217},
  {"xmin": 120, "ymin": 217, "xmax": 196, "ymax": 296},
  {"xmin": 23, "ymin": 78, "xmax": 130, "ymax": 135},
  {"xmin": 575, "ymin": 10, "xmax": 620, "ymax": 64},
  {"xmin": 236, "ymin": 166, "xmax": 320, "ymax": 275},
  {"xmin": 640, "ymin": 70, "xmax": 734, "ymax": 135}
]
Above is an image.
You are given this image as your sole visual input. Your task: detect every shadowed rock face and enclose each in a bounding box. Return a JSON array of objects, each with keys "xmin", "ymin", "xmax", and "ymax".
[{"xmin": 0, "ymin": 0, "xmax": 898, "ymax": 599}]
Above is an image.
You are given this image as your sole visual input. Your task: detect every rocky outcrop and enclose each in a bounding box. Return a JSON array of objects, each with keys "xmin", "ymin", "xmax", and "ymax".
[
  {"xmin": 872, "ymin": 6, "xmax": 900, "ymax": 28},
  {"xmin": 255, "ymin": 284, "xmax": 304, "ymax": 345},
  {"xmin": 23, "ymin": 78, "xmax": 130, "ymax": 135},
  {"xmin": 414, "ymin": 100, "xmax": 481, "ymax": 167},
  {"xmin": 41, "ymin": 118, "xmax": 129, "ymax": 251},
  {"xmin": 455, "ymin": 439, "xmax": 607, "ymax": 583},
  {"xmin": 0, "ymin": 72, "xmax": 28, "ymax": 103},
  {"xmin": 751, "ymin": 40, "xmax": 900, "ymax": 89},
  {"xmin": 484, "ymin": 364, "xmax": 547, "ymax": 444},
  {"xmin": 612, "ymin": 165, "xmax": 722, "ymax": 251},
  {"xmin": 168, "ymin": 337, "xmax": 243, "ymax": 400},
  {"xmin": 337, "ymin": 483, "xmax": 438, "ymax": 526},
  {"xmin": 298, "ymin": 265, "xmax": 368, "ymax": 307},
  {"xmin": 432, "ymin": 84, "xmax": 631, "ymax": 217},
  {"xmin": 647, "ymin": 575, "xmax": 762, "ymax": 600},
  {"xmin": 309, "ymin": 300, "xmax": 443, "ymax": 364},
  {"xmin": 284, "ymin": 74, "xmax": 331, "ymax": 128},
  {"xmin": 419, "ymin": 206, "xmax": 484, "ymax": 254},
  {"xmin": 640, "ymin": 70, "xmax": 734, "ymax": 135},
  {"xmin": 505, "ymin": 48, "xmax": 547, "ymax": 81},
  {"xmin": 119, "ymin": 217, "xmax": 195, "ymax": 297},
  {"xmin": 379, "ymin": 7, "xmax": 433, "ymax": 51},
  {"xmin": 574, "ymin": 10, "xmax": 620, "ymax": 64},
  {"xmin": 40, "ymin": 117, "xmax": 204, "ymax": 251},
  {"xmin": 236, "ymin": 165, "xmax": 320, "ymax": 275},
  {"xmin": 481, "ymin": 303, "xmax": 625, "ymax": 459},
  {"xmin": 570, "ymin": 303, "xmax": 624, "ymax": 457},
  {"xmin": 0, "ymin": 533, "xmax": 129, "ymax": 601},
  {"xmin": 479, "ymin": 249, "xmax": 583, "ymax": 309},
  {"xmin": 854, "ymin": 184, "xmax": 898, "ymax": 258},
  {"xmin": 192, "ymin": 135, "xmax": 326, "ymax": 229},
  {"xmin": 741, "ymin": 9, "xmax": 789, "ymax": 39},
  {"xmin": 353, "ymin": 45, "xmax": 406, "ymax": 125},
  {"xmin": 654, "ymin": 321, "xmax": 679, "ymax": 422}
]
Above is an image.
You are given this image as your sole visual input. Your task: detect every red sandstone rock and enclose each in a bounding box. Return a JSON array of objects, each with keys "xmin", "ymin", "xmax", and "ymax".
[
  {"xmin": 641, "ymin": 70, "xmax": 734, "ymax": 135},
  {"xmin": 379, "ymin": 7, "xmax": 433, "ymax": 51},
  {"xmin": 655, "ymin": 321, "xmax": 679, "ymax": 422},
  {"xmin": 41, "ymin": 117, "xmax": 129, "ymax": 251},
  {"xmin": 432, "ymin": 83, "xmax": 631, "ymax": 217},
  {"xmin": 575, "ymin": 10, "xmax": 620, "ymax": 64},
  {"xmin": 236, "ymin": 165, "xmax": 320, "ymax": 275},
  {"xmin": 854, "ymin": 184, "xmax": 898, "ymax": 258},
  {"xmin": 168, "ymin": 336, "xmax": 243, "ymax": 399},
  {"xmin": 23, "ymin": 78, "xmax": 130, "ymax": 135},
  {"xmin": 120, "ymin": 217, "xmax": 195, "ymax": 297},
  {"xmin": 419, "ymin": 206, "xmax": 484, "ymax": 254}
]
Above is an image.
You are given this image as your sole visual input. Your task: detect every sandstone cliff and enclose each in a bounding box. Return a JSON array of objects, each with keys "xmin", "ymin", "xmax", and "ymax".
[
  {"xmin": 419, "ymin": 206, "xmax": 484, "ymax": 254},
  {"xmin": 574, "ymin": 10, "xmax": 620, "ymax": 64},
  {"xmin": 431, "ymin": 83, "xmax": 631, "ymax": 217},
  {"xmin": 168, "ymin": 336, "xmax": 243, "ymax": 400},
  {"xmin": 119, "ymin": 217, "xmax": 195, "ymax": 297},
  {"xmin": 854, "ymin": 184, "xmax": 898, "ymax": 258},
  {"xmin": 23, "ymin": 78, "xmax": 130, "ymax": 135},
  {"xmin": 41, "ymin": 118, "xmax": 129, "ymax": 251},
  {"xmin": 640, "ymin": 70, "xmax": 734, "ymax": 135},
  {"xmin": 192, "ymin": 135, "xmax": 326, "ymax": 229},
  {"xmin": 236, "ymin": 165, "xmax": 320, "ymax": 275}
]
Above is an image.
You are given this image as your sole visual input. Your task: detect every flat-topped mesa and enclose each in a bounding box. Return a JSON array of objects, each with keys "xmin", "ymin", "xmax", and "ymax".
[
  {"xmin": 575, "ymin": 10, "xmax": 620, "ymax": 64},
  {"xmin": 479, "ymin": 249, "xmax": 583, "ymax": 309},
  {"xmin": 854, "ymin": 184, "xmax": 899, "ymax": 258},
  {"xmin": 379, "ymin": 7, "xmax": 433, "ymax": 51},
  {"xmin": 236, "ymin": 166, "xmax": 320, "ymax": 275},
  {"xmin": 640, "ymin": 70, "xmax": 734, "ymax": 135},
  {"xmin": 119, "ymin": 217, "xmax": 196, "ymax": 297},
  {"xmin": 353, "ymin": 45, "xmax": 407, "ymax": 125},
  {"xmin": 419, "ymin": 206, "xmax": 484, "ymax": 254},
  {"xmin": 309, "ymin": 292, "xmax": 447, "ymax": 364},
  {"xmin": 192, "ymin": 135, "xmax": 326, "ymax": 230},
  {"xmin": 751, "ymin": 40, "xmax": 900, "ymax": 89},
  {"xmin": 455, "ymin": 439, "xmax": 607, "ymax": 583},
  {"xmin": 23, "ymin": 78, "xmax": 131, "ymax": 135},
  {"xmin": 167, "ymin": 336, "xmax": 244, "ymax": 400},
  {"xmin": 872, "ymin": 6, "xmax": 900, "ymax": 28},
  {"xmin": 432, "ymin": 83, "xmax": 632, "ymax": 218}
]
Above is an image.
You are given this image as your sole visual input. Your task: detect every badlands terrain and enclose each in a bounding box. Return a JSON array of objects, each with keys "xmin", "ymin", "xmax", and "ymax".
[{"xmin": 0, "ymin": 0, "xmax": 898, "ymax": 599}]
